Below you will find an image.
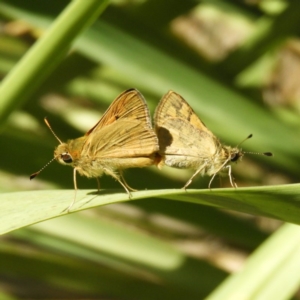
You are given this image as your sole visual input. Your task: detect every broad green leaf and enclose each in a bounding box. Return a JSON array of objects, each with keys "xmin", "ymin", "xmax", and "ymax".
[{"xmin": 1, "ymin": 184, "xmax": 300, "ymax": 235}]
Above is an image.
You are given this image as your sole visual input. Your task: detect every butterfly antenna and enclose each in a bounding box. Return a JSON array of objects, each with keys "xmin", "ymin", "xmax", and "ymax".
[
  {"xmin": 244, "ymin": 151, "xmax": 273, "ymax": 157},
  {"xmin": 30, "ymin": 156, "xmax": 57, "ymax": 180},
  {"xmin": 30, "ymin": 118, "xmax": 63, "ymax": 180},
  {"xmin": 238, "ymin": 134, "xmax": 273, "ymax": 157},
  {"xmin": 44, "ymin": 117, "xmax": 63, "ymax": 144},
  {"xmin": 236, "ymin": 134, "xmax": 253, "ymax": 147},
  {"xmin": 236, "ymin": 134, "xmax": 273, "ymax": 157}
]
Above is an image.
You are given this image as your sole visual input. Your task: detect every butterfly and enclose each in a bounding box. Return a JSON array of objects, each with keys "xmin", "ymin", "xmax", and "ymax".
[
  {"xmin": 154, "ymin": 91, "xmax": 272, "ymax": 189},
  {"xmin": 31, "ymin": 89, "xmax": 159, "ymax": 211}
]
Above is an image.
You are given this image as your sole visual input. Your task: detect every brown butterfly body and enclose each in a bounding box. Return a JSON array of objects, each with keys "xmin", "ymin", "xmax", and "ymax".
[
  {"xmin": 154, "ymin": 91, "xmax": 268, "ymax": 189},
  {"xmin": 31, "ymin": 89, "xmax": 159, "ymax": 211}
]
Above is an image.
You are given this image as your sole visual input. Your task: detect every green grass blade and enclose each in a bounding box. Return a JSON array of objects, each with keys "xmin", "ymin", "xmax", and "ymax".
[
  {"xmin": 1, "ymin": 184, "xmax": 300, "ymax": 235},
  {"xmin": 205, "ymin": 223, "xmax": 300, "ymax": 300},
  {"xmin": 29, "ymin": 213, "xmax": 212, "ymax": 298},
  {"xmin": 0, "ymin": 0, "xmax": 109, "ymax": 127}
]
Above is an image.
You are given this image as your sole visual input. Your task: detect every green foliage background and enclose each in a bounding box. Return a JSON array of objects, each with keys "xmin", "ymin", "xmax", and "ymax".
[{"xmin": 1, "ymin": 0, "xmax": 300, "ymax": 299}]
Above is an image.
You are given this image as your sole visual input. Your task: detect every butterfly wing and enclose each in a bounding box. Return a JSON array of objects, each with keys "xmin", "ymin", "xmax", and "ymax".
[
  {"xmin": 81, "ymin": 89, "xmax": 158, "ymax": 168},
  {"xmin": 154, "ymin": 91, "xmax": 219, "ymax": 168},
  {"xmin": 85, "ymin": 89, "xmax": 153, "ymax": 135},
  {"xmin": 155, "ymin": 91, "xmax": 211, "ymax": 133}
]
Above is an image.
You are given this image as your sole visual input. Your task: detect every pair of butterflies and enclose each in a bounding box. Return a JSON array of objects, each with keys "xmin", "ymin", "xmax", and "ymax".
[{"xmin": 31, "ymin": 89, "xmax": 272, "ymax": 210}]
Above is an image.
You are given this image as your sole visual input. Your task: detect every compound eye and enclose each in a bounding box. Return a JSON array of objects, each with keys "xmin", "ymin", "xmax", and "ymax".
[
  {"xmin": 231, "ymin": 153, "xmax": 240, "ymax": 162},
  {"xmin": 61, "ymin": 153, "xmax": 73, "ymax": 163}
]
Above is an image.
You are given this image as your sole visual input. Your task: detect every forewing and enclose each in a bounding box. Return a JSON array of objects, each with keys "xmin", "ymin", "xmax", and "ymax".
[
  {"xmin": 81, "ymin": 89, "xmax": 158, "ymax": 167},
  {"xmin": 154, "ymin": 91, "xmax": 212, "ymax": 134},
  {"xmin": 86, "ymin": 89, "xmax": 153, "ymax": 136},
  {"xmin": 154, "ymin": 91, "xmax": 218, "ymax": 165}
]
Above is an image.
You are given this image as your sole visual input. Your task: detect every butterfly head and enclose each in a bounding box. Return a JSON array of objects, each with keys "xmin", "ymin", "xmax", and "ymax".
[
  {"xmin": 229, "ymin": 148, "xmax": 244, "ymax": 163},
  {"xmin": 54, "ymin": 144, "xmax": 74, "ymax": 166}
]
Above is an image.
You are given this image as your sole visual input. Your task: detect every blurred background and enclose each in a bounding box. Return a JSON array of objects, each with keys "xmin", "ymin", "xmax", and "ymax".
[{"xmin": 0, "ymin": 0, "xmax": 300, "ymax": 299}]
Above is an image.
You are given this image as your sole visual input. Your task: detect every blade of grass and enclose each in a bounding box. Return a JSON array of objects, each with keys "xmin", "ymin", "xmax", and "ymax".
[
  {"xmin": 5, "ymin": 222, "xmax": 223, "ymax": 299},
  {"xmin": 0, "ymin": 0, "xmax": 109, "ymax": 128},
  {"xmin": 28, "ymin": 213, "xmax": 222, "ymax": 297},
  {"xmin": 205, "ymin": 223, "xmax": 300, "ymax": 300},
  {"xmin": 1, "ymin": 238, "xmax": 190, "ymax": 300},
  {"xmin": 1, "ymin": 184, "xmax": 300, "ymax": 235}
]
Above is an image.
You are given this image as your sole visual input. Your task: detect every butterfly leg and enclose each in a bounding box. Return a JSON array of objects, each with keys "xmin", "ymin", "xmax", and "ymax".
[
  {"xmin": 226, "ymin": 165, "xmax": 238, "ymax": 188},
  {"xmin": 208, "ymin": 173, "xmax": 218, "ymax": 189},
  {"xmin": 103, "ymin": 168, "xmax": 132, "ymax": 198},
  {"xmin": 182, "ymin": 165, "xmax": 206, "ymax": 190},
  {"xmin": 62, "ymin": 168, "xmax": 78, "ymax": 213},
  {"xmin": 119, "ymin": 170, "xmax": 138, "ymax": 192},
  {"xmin": 209, "ymin": 160, "xmax": 235, "ymax": 189},
  {"xmin": 96, "ymin": 178, "xmax": 101, "ymax": 192}
]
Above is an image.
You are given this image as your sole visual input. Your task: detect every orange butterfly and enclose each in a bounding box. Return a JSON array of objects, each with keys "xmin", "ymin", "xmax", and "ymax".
[
  {"xmin": 154, "ymin": 91, "xmax": 272, "ymax": 188},
  {"xmin": 31, "ymin": 89, "xmax": 159, "ymax": 211}
]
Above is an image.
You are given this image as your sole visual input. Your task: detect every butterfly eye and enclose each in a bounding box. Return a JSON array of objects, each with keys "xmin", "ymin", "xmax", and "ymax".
[
  {"xmin": 61, "ymin": 153, "xmax": 73, "ymax": 163},
  {"xmin": 230, "ymin": 153, "xmax": 240, "ymax": 162}
]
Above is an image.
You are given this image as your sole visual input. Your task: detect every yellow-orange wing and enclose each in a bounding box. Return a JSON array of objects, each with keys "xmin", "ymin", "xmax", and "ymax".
[
  {"xmin": 81, "ymin": 89, "xmax": 158, "ymax": 162},
  {"xmin": 154, "ymin": 91, "xmax": 219, "ymax": 168},
  {"xmin": 86, "ymin": 89, "xmax": 153, "ymax": 134}
]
